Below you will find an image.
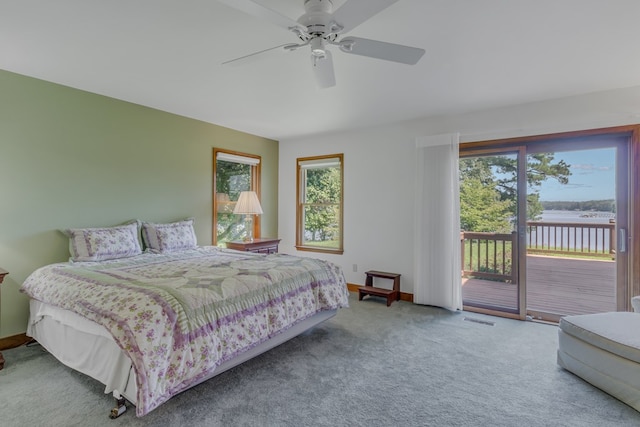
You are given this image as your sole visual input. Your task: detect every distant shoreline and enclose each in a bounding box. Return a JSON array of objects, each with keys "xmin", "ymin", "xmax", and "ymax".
[
  {"xmin": 541, "ymin": 199, "xmax": 615, "ymax": 213},
  {"xmin": 540, "ymin": 210, "xmax": 615, "ymax": 224}
]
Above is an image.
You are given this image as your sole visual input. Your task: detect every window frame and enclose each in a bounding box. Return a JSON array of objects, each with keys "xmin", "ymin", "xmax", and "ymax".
[
  {"xmin": 212, "ymin": 148, "xmax": 261, "ymax": 246},
  {"xmin": 296, "ymin": 153, "xmax": 344, "ymax": 254}
]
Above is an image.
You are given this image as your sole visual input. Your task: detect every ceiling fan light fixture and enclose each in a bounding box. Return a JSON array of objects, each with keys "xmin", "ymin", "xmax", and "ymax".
[{"xmin": 310, "ymin": 37, "xmax": 326, "ymax": 57}]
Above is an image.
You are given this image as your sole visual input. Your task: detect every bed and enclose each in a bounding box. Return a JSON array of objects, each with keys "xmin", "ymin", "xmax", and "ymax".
[{"xmin": 20, "ymin": 220, "xmax": 349, "ymax": 417}]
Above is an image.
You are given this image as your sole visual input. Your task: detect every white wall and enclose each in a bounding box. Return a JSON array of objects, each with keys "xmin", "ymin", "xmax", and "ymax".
[{"xmin": 278, "ymin": 86, "xmax": 640, "ymax": 294}]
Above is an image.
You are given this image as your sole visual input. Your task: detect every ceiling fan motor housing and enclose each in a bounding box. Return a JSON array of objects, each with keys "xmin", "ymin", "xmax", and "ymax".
[{"xmin": 299, "ymin": 0, "xmax": 336, "ymax": 36}]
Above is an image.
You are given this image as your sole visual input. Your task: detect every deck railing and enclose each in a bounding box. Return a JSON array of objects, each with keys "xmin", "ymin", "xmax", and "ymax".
[
  {"xmin": 526, "ymin": 221, "xmax": 615, "ymax": 258},
  {"xmin": 461, "ymin": 221, "xmax": 616, "ymax": 281},
  {"xmin": 461, "ymin": 231, "xmax": 517, "ymax": 283}
]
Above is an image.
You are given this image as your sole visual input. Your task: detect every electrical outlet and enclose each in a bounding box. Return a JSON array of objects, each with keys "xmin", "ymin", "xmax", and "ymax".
[{"xmin": 352, "ymin": 264, "xmax": 358, "ymax": 272}]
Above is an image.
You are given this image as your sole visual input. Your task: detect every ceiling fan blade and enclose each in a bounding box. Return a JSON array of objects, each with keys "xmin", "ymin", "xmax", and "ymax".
[
  {"xmin": 332, "ymin": 0, "xmax": 400, "ymax": 34},
  {"xmin": 339, "ymin": 36, "xmax": 425, "ymax": 65},
  {"xmin": 217, "ymin": 0, "xmax": 301, "ymax": 31},
  {"xmin": 311, "ymin": 51, "xmax": 336, "ymax": 89},
  {"xmin": 222, "ymin": 43, "xmax": 295, "ymax": 66}
]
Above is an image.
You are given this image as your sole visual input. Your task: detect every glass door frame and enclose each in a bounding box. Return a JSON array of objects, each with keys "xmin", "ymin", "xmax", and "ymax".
[
  {"xmin": 459, "ymin": 146, "xmax": 528, "ymax": 321},
  {"xmin": 523, "ymin": 136, "xmax": 629, "ymax": 321},
  {"xmin": 461, "ymin": 124, "xmax": 639, "ymax": 319}
]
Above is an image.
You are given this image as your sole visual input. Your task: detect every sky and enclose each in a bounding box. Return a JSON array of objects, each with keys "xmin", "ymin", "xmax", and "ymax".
[{"xmin": 536, "ymin": 148, "xmax": 615, "ymax": 202}]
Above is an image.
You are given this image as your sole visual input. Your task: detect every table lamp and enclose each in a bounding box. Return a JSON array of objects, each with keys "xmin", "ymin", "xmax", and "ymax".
[{"xmin": 233, "ymin": 191, "xmax": 263, "ymax": 242}]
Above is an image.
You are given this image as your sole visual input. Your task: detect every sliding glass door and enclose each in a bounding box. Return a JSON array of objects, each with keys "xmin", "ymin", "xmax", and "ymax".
[
  {"xmin": 524, "ymin": 137, "xmax": 629, "ymax": 322},
  {"xmin": 459, "ymin": 148, "xmax": 527, "ymax": 319},
  {"xmin": 460, "ymin": 129, "xmax": 632, "ymax": 322}
]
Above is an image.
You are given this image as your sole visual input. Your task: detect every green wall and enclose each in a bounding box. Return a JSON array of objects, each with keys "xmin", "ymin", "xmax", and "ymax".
[{"xmin": 0, "ymin": 69, "xmax": 278, "ymax": 338}]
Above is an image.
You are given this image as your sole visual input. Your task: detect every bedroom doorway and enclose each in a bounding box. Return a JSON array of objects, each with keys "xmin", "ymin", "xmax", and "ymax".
[{"xmin": 460, "ymin": 128, "xmax": 633, "ymax": 322}]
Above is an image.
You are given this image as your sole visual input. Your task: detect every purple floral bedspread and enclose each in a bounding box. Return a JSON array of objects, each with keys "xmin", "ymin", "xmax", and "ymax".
[{"xmin": 20, "ymin": 247, "xmax": 349, "ymax": 416}]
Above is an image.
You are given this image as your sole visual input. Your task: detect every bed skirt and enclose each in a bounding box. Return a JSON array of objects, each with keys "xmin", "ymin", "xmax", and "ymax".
[{"xmin": 27, "ymin": 300, "xmax": 337, "ymax": 407}]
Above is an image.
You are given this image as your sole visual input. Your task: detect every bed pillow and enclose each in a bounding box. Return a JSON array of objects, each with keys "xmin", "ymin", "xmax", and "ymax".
[
  {"xmin": 141, "ymin": 218, "xmax": 197, "ymax": 253},
  {"xmin": 65, "ymin": 221, "xmax": 142, "ymax": 262}
]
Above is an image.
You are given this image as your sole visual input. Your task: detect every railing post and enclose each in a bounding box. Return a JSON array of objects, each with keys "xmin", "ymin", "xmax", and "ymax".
[
  {"xmin": 460, "ymin": 231, "xmax": 465, "ymax": 275},
  {"xmin": 511, "ymin": 230, "xmax": 518, "ymax": 284},
  {"xmin": 609, "ymin": 219, "xmax": 616, "ymax": 259}
]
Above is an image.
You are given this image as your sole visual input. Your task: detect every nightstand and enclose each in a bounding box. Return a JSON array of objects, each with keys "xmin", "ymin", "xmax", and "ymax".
[
  {"xmin": 226, "ymin": 238, "xmax": 281, "ymax": 254},
  {"xmin": 0, "ymin": 268, "xmax": 8, "ymax": 371}
]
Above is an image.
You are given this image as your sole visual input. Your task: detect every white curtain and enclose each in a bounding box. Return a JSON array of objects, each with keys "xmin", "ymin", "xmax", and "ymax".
[{"xmin": 414, "ymin": 133, "xmax": 462, "ymax": 311}]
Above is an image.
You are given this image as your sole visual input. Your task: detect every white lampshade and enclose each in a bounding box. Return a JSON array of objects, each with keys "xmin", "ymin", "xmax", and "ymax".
[{"xmin": 233, "ymin": 191, "xmax": 263, "ymax": 215}]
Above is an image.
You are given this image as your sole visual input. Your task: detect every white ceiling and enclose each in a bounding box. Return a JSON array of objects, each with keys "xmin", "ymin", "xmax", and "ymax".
[{"xmin": 2, "ymin": 0, "xmax": 640, "ymax": 140}]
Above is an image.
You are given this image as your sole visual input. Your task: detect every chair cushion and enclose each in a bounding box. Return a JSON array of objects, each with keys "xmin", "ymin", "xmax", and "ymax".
[{"xmin": 559, "ymin": 312, "xmax": 640, "ymax": 364}]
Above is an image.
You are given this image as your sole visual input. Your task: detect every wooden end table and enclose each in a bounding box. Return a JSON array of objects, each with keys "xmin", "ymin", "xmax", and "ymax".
[{"xmin": 226, "ymin": 238, "xmax": 281, "ymax": 254}]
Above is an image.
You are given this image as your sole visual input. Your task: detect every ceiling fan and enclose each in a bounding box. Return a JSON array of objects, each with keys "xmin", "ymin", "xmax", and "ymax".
[{"xmin": 218, "ymin": 0, "xmax": 425, "ymax": 88}]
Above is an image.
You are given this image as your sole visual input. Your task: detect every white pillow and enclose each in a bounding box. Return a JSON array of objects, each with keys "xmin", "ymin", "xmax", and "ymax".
[
  {"xmin": 65, "ymin": 221, "xmax": 142, "ymax": 262},
  {"xmin": 141, "ymin": 218, "xmax": 197, "ymax": 253}
]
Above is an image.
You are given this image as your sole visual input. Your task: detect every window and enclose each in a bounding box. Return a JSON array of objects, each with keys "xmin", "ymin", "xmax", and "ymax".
[
  {"xmin": 213, "ymin": 149, "xmax": 261, "ymax": 246},
  {"xmin": 296, "ymin": 154, "xmax": 343, "ymax": 254}
]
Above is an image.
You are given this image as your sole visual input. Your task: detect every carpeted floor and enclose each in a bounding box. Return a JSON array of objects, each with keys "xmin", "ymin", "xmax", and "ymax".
[{"xmin": 1, "ymin": 292, "xmax": 638, "ymax": 426}]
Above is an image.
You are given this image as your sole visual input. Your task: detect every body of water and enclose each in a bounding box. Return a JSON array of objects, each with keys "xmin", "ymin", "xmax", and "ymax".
[
  {"xmin": 530, "ymin": 210, "xmax": 615, "ymax": 252},
  {"xmin": 540, "ymin": 210, "xmax": 615, "ymax": 224}
]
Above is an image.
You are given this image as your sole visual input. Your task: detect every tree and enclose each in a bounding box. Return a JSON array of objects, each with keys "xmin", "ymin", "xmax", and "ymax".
[
  {"xmin": 304, "ymin": 167, "xmax": 341, "ymax": 242},
  {"xmin": 460, "ymin": 174, "xmax": 513, "ymax": 232},
  {"xmin": 216, "ymin": 160, "xmax": 251, "ymax": 242},
  {"xmin": 459, "ymin": 153, "xmax": 571, "ymax": 231},
  {"xmin": 487, "ymin": 153, "xmax": 571, "ymax": 221}
]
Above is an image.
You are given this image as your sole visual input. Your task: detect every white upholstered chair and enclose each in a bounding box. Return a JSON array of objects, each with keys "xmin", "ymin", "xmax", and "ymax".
[{"xmin": 557, "ymin": 297, "xmax": 640, "ymax": 412}]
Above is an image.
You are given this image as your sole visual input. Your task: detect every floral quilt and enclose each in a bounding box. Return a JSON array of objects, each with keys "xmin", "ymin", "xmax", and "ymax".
[{"xmin": 20, "ymin": 247, "xmax": 349, "ymax": 416}]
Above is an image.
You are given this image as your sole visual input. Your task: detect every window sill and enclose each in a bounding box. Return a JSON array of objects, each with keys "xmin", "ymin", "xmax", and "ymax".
[{"xmin": 295, "ymin": 246, "xmax": 344, "ymax": 255}]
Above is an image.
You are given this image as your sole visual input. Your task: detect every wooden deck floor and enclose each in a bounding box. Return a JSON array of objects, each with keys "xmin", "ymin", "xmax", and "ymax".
[{"xmin": 462, "ymin": 255, "xmax": 616, "ymax": 316}]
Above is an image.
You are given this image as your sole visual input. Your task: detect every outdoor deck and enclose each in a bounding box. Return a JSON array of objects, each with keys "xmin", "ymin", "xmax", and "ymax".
[{"xmin": 462, "ymin": 255, "xmax": 616, "ymax": 316}]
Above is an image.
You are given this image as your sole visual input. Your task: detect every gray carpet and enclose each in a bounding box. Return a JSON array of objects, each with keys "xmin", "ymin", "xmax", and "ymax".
[{"xmin": 1, "ymin": 293, "xmax": 638, "ymax": 426}]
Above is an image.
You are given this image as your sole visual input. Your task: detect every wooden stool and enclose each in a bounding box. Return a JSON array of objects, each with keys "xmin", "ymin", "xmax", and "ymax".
[{"xmin": 358, "ymin": 270, "xmax": 401, "ymax": 307}]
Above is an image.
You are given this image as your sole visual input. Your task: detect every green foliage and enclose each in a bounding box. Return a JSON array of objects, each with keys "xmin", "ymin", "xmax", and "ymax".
[
  {"xmin": 216, "ymin": 160, "xmax": 251, "ymax": 199},
  {"xmin": 462, "ymin": 239, "xmax": 513, "ymax": 279},
  {"xmin": 459, "ymin": 153, "xmax": 571, "ymax": 231},
  {"xmin": 303, "ymin": 167, "xmax": 341, "ymax": 243},
  {"xmin": 493, "ymin": 153, "xmax": 571, "ymax": 221},
  {"xmin": 527, "ymin": 193, "xmax": 544, "ymax": 221},
  {"xmin": 459, "ymin": 174, "xmax": 513, "ymax": 232},
  {"xmin": 216, "ymin": 160, "xmax": 252, "ymax": 243}
]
